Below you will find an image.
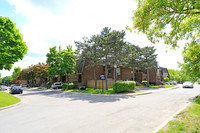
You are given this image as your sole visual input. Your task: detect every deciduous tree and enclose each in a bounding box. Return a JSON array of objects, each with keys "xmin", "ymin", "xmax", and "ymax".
[
  {"xmin": 0, "ymin": 16, "xmax": 28, "ymax": 70},
  {"xmin": 132, "ymin": 0, "xmax": 200, "ymax": 48},
  {"xmin": 132, "ymin": 0, "xmax": 200, "ymax": 78},
  {"xmin": 46, "ymin": 45, "xmax": 76, "ymax": 86},
  {"xmin": 61, "ymin": 45, "xmax": 76, "ymax": 87},
  {"xmin": 12, "ymin": 67, "xmax": 21, "ymax": 79}
]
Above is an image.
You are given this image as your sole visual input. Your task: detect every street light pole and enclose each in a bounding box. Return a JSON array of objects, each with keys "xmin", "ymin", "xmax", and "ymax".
[{"xmin": 114, "ymin": 64, "xmax": 117, "ymax": 92}]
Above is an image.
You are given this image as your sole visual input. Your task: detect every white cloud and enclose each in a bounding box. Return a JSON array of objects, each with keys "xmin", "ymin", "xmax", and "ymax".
[
  {"xmin": 1, "ymin": 0, "xmax": 184, "ymax": 77},
  {"xmin": 7, "ymin": 0, "xmax": 136, "ymax": 54}
]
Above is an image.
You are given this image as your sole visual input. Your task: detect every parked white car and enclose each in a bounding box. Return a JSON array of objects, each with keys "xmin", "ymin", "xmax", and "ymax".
[
  {"xmin": 51, "ymin": 82, "xmax": 62, "ymax": 89},
  {"xmin": 0, "ymin": 85, "xmax": 7, "ymax": 91},
  {"xmin": 183, "ymin": 81, "xmax": 194, "ymax": 88}
]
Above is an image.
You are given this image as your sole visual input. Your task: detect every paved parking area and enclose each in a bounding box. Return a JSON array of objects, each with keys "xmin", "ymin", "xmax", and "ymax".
[{"xmin": 0, "ymin": 84, "xmax": 200, "ymax": 133}]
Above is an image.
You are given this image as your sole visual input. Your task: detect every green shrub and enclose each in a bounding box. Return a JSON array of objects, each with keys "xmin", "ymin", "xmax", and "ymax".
[
  {"xmin": 164, "ymin": 77, "xmax": 169, "ymax": 82},
  {"xmin": 142, "ymin": 81, "xmax": 147, "ymax": 86},
  {"xmin": 68, "ymin": 83, "xmax": 75, "ymax": 89},
  {"xmin": 198, "ymin": 79, "xmax": 200, "ymax": 85},
  {"xmin": 113, "ymin": 81, "xmax": 136, "ymax": 93},
  {"xmin": 62, "ymin": 83, "xmax": 68, "ymax": 90},
  {"xmin": 46, "ymin": 82, "xmax": 51, "ymax": 89},
  {"xmin": 62, "ymin": 83, "xmax": 75, "ymax": 90},
  {"xmin": 161, "ymin": 82, "xmax": 165, "ymax": 85}
]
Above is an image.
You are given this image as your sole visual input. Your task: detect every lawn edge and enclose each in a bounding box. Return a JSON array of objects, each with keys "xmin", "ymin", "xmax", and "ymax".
[
  {"xmin": 0, "ymin": 94, "xmax": 23, "ymax": 111},
  {"xmin": 152, "ymin": 102, "xmax": 192, "ymax": 133}
]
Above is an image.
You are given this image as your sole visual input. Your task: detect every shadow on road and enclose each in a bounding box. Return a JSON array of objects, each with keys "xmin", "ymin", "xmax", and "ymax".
[{"xmin": 22, "ymin": 89, "xmax": 135, "ymax": 103}]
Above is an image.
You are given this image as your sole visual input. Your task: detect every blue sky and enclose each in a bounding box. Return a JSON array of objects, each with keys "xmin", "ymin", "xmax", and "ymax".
[{"xmin": 0, "ymin": 0, "xmax": 183, "ymax": 78}]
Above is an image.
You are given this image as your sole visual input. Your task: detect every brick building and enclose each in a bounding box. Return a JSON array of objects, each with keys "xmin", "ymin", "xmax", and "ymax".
[{"xmin": 66, "ymin": 59, "xmax": 170, "ymax": 88}]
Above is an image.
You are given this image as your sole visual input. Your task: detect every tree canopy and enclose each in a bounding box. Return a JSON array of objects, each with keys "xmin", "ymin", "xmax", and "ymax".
[
  {"xmin": 168, "ymin": 69, "xmax": 197, "ymax": 82},
  {"xmin": 0, "ymin": 16, "xmax": 28, "ymax": 70},
  {"xmin": 12, "ymin": 67, "xmax": 21, "ymax": 79},
  {"xmin": 46, "ymin": 45, "xmax": 76, "ymax": 83},
  {"xmin": 2, "ymin": 76, "xmax": 13, "ymax": 85},
  {"xmin": 132, "ymin": 0, "xmax": 200, "ymax": 78},
  {"xmin": 132, "ymin": 0, "xmax": 200, "ymax": 48}
]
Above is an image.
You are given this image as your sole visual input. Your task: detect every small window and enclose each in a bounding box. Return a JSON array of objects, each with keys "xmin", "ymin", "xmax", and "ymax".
[
  {"xmin": 117, "ymin": 68, "xmax": 120, "ymax": 75},
  {"xmin": 108, "ymin": 70, "xmax": 111, "ymax": 76},
  {"xmin": 78, "ymin": 74, "xmax": 82, "ymax": 82}
]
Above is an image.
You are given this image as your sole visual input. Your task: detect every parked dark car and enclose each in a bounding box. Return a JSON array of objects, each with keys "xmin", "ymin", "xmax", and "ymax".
[
  {"xmin": 51, "ymin": 82, "xmax": 62, "ymax": 89},
  {"xmin": 10, "ymin": 86, "xmax": 23, "ymax": 94},
  {"xmin": 182, "ymin": 81, "xmax": 194, "ymax": 88}
]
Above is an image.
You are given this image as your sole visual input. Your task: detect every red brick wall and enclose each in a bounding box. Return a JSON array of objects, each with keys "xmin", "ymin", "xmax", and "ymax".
[
  {"xmin": 120, "ymin": 68, "xmax": 132, "ymax": 81},
  {"xmin": 149, "ymin": 69, "xmax": 157, "ymax": 83},
  {"xmin": 68, "ymin": 74, "xmax": 79, "ymax": 82},
  {"xmin": 70, "ymin": 59, "xmax": 162, "ymax": 86},
  {"xmin": 81, "ymin": 61, "xmax": 104, "ymax": 86}
]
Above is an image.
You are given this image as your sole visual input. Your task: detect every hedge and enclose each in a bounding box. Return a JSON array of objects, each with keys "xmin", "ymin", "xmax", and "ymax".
[
  {"xmin": 62, "ymin": 83, "xmax": 75, "ymax": 90},
  {"xmin": 142, "ymin": 81, "xmax": 147, "ymax": 86},
  {"xmin": 113, "ymin": 81, "xmax": 136, "ymax": 93},
  {"xmin": 164, "ymin": 77, "xmax": 169, "ymax": 82}
]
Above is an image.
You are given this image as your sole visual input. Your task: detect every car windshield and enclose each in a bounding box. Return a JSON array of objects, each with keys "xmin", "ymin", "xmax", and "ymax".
[
  {"xmin": 54, "ymin": 83, "xmax": 61, "ymax": 85},
  {"xmin": 13, "ymin": 86, "xmax": 21, "ymax": 89}
]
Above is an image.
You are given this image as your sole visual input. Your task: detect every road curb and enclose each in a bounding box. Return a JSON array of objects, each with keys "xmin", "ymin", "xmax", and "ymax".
[
  {"xmin": 152, "ymin": 102, "xmax": 192, "ymax": 133},
  {"xmin": 0, "ymin": 95, "xmax": 23, "ymax": 111},
  {"xmin": 30, "ymin": 85, "xmax": 180, "ymax": 97}
]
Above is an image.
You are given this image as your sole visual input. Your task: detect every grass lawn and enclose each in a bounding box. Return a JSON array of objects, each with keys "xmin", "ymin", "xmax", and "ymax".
[
  {"xmin": 67, "ymin": 88, "xmax": 115, "ymax": 94},
  {"xmin": 164, "ymin": 85, "xmax": 177, "ymax": 88},
  {"xmin": 0, "ymin": 91, "xmax": 21, "ymax": 108},
  {"xmin": 38, "ymin": 87, "xmax": 46, "ymax": 89},
  {"xmin": 135, "ymin": 85, "xmax": 177, "ymax": 89},
  {"xmin": 157, "ymin": 95, "xmax": 200, "ymax": 133},
  {"xmin": 66, "ymin": 88, "xmax": 142, "ymax": 94}
]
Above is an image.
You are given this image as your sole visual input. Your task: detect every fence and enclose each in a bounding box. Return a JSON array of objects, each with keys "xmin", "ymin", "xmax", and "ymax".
[{"xmin": 87, "ymin": 80, "xmax": 114, "ymax": 89}]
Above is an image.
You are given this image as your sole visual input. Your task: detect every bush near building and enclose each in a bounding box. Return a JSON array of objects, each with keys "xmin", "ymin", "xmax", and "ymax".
[
  {"xmin": 62, "ymin": 83, "xmax": 75, "ymax": 90},
  {"xmin": 142, "ymin": 81, "xmax": 147, "ymax": 86},
  {"xmin": 113, "ymin": 81, "xmax": 136, "ymax": 93},
  {"xmin": 164, "ymin": 77, "xmax": 169, "ymax": 82}
]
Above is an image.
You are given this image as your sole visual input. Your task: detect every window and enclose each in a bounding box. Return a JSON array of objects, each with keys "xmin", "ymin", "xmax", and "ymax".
[
  {"xmin": 108, "ymin": 70, "xmax": 111, "ymax": 76},
  {"xmin": 117, "ymin": 68, "xmax": 120, "ymax": 75},
  {"xmin": 78, "ymin": 74, "xmax": 82, "ymax": 82}
]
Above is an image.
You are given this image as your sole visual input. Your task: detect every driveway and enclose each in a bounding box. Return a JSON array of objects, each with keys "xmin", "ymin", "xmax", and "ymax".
[{"xmin": 0, "ymin": 84, "xmax": 200, "ymax": 133}]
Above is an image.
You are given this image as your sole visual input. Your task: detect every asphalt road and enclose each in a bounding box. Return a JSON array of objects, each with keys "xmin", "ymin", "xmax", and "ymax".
[{"xmin": 0, "ymin": 84, "xmax": 200, "ymax": 133}]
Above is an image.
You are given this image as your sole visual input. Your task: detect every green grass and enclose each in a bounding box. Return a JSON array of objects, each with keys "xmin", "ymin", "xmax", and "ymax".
[
  {"xmin": 164, "ymin": 85, "xmax": 177, "ymax": 88},
  {"xmin": 38, "ymin": 87, "xmax": 46, "ymax": 89},
  {"xmin": 135, "ymin": 85, "xmax": 177, "ymax": 89},
  {"xmin": 67, "ymin": 88, "xmax": 115, "ymax": 94},
  {"xmin": 158, "ymin": 95, "xmax": 200, "ymax": 133},
  {"xmin": 66, "ymin": 88, "xmax": 142, "ymax": 94},
  {"xmin": 0, "ymin": 91, "xmax": 21, "ymax": 107}
]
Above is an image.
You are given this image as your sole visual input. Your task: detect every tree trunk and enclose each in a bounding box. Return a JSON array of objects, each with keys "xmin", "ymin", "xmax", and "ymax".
[
  {"xmin": 114, "ymin": 66, "xmax": 116, "ymax": 82},
  {"xmin": 67, "ymin": 73, "xmax": 69, "ymax": 90},
  {"xmin": 132, "ymin": 68, "xmax": 135, "ymax": 81},
  {"xmin": 147, "ymin": 69, "xmax": 150, "ymax": 87},
  {"xmin": 105, "ymin": 54, "xmax": 108, "ymax": 90},
  {"xmin": 94, "ymin": 65, "xmax": 97, "ymax": 89}
]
